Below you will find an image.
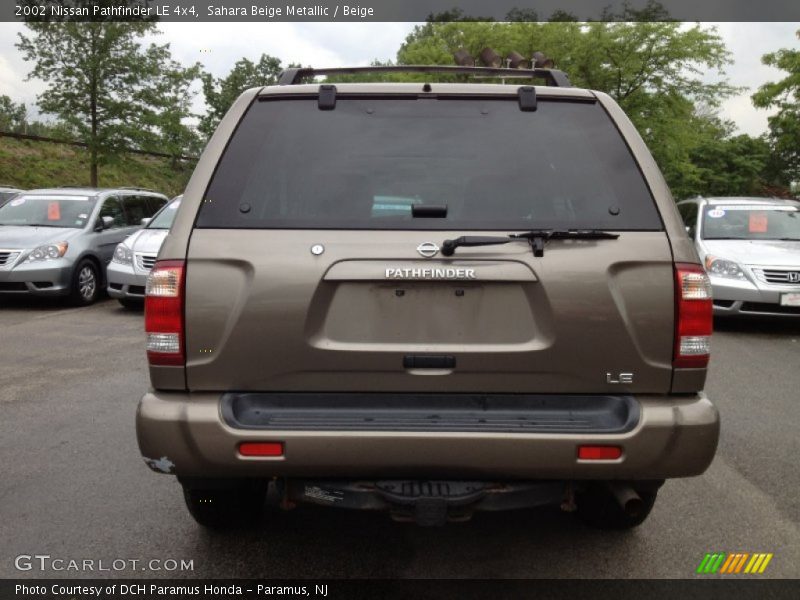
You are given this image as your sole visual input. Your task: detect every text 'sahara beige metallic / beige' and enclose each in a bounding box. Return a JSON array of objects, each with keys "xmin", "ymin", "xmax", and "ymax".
[{"xmin": 136, "ymin": 66, "xmax": 720, "ymax": 529}]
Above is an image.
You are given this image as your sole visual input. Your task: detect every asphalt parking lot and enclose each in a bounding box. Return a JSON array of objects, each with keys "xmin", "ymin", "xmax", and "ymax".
[{"xmin": 1, "ymin": 296, "xmax": 798, "ymax": 579}]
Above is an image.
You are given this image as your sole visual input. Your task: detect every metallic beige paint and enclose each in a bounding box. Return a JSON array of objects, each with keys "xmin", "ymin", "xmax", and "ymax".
[
  {"xmin": 137, "ymin": 390, "xmax": 719, "ymax": 479},
  {"xmin": 142, "ymin": 82, "xmax": 717, "ymax": 482}
]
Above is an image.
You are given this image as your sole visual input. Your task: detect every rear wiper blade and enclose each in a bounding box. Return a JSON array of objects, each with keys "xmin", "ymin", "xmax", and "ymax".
[{"xmin": 441, "ymin": 229, "xmax": 619, "ymax": 257}]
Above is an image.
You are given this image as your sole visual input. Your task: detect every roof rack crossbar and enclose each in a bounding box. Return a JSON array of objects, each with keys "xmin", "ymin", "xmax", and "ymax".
[{"xmin": 277, "ymin": 66, "xmax": 571, "ymax": 88}]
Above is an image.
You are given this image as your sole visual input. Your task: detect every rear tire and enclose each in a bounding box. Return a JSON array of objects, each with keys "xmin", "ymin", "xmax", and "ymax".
[
  {"xmin": 182, "ymin": 480, "xmax": 267, "ymax": 529},
  {"xmin": 576, "ymin": 483, "xmax": 657, "ymax": 530},
  {"xmin": 69, "ymin": 259, "xmax": 100, "ymax": 306}
]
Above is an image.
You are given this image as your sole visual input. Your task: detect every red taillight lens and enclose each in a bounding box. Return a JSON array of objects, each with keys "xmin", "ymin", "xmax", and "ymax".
[
  {"xmin": 674, "ymin": 263, "xmax": 713, "ymax": 368},
  {"xmin": 577, "ymin": 445, "xmax": 623, "ymax": 460},
  {"xmin": 144, "ymin": 260, "xmax": 185, "ymax": 367},
  {"xmin": 238, "ymin": 442, "xmax": 284, "ymax": 457}
]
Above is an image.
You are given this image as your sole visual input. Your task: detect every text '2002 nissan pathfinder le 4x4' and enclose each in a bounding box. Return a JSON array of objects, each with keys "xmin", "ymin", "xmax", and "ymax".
[{"xmin": 136, "ymin": 65, "xmax": 719, "ymax": 529}]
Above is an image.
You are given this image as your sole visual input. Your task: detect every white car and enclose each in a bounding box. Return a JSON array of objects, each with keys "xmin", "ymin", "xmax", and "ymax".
[
  {"xmin": 677, "ymin": 196, "xmax": 800, "ymax": 316},
  {"xmin": 107, "ymin": 196, "xmax": 181, "ymax": 308}
]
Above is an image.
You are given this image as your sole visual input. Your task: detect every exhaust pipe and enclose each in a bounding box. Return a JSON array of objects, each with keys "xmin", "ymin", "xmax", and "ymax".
[{"xmin": 607, "ymin": 483, "xmax": 644, "ymax": 518}]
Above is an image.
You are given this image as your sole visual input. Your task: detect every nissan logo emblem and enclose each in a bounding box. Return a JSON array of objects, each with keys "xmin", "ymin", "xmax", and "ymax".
[{"xmin": 417, "ymin": 242, "xmax": 440, "ymax": 258}]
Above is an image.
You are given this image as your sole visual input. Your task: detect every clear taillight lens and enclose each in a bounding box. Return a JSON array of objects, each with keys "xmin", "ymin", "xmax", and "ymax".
[
  {"xmin": 144, "ymin": 260, "xmax": 185, "ymax": 366},
  {"xmin": 674, "ymin": 263, "xmax": 713, "ymax": 368}
]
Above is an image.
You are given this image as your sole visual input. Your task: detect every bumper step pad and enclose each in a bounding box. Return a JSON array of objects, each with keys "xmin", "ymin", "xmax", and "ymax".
[{"xmin": 222, "ymin": 392, "xmax": 640, "ymax": 434}]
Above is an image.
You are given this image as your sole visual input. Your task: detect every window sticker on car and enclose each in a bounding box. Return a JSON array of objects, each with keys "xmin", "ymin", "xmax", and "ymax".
[
  {"xmin": 707, "ymin": 208, "xmax": 725, "ymax": 218},
  {"xmin": 748, "ymin": 212, "xmax": 768, "ymax": 233},
  {"xmin": 78, "ymin": 213, "xmax": 88, "ymax": 219},
  {"xmin": 716, "ymin": 205, "xmax": 797, "ymax": 212},
  {"xmin": 18, "ymin": 195, "xmax": 91, "ymax": 202},
  {"xmin": 47, "ymin": 202, "xmax": 61, "ymax": 221},
  {"xmin": 9, "ymin": 197, "xmax": 25, "ymax": 207}
]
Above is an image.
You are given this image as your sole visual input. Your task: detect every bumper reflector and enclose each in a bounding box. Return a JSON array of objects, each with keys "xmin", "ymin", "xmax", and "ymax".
[
  {"xmin": 238, "ymin": 442, "xmax": 284, "ymax": 457},
  {"xmin": 577, "ymin": 445, "xmax": 622, "ymax": 460}
]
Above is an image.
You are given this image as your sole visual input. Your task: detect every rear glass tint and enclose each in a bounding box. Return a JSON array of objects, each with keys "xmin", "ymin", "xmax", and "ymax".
[{"xmin": 198, "ymin": 98, "xmax": 661, "ymax": 231}]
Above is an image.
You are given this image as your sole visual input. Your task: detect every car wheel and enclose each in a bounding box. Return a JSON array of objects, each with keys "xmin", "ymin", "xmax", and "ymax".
[
  {"xmin": 575, "ymin": 483, "xmax": 657, "ymax": 530},
  {"xmin": 70, "ymin": 260, "xmax": 100, "ymax": 306},
  {"xmin": 182, "ymin": 480, "xmax": 267, "ymax": 529},
  {"xmin": 118, "ymin": 298, "xmax": 143, "ymax": 311}
]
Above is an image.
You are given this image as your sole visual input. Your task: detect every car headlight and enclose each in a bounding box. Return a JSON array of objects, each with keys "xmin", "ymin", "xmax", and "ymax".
[
  {"xmin": 112, "ymin": 244, "xmax": 133, "ymax": 265},
  {"xmin": 27, "ymin": 242, "xmax": 68, "ymax": 262},
  {"xmin": 705, "ymin": 256, "xmax": 746, "ymax": 280}
]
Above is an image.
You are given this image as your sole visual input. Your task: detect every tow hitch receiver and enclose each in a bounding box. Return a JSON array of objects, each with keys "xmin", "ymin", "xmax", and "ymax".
[
  {"xmin": 377, "ymin": 481, "xmax": 487, "ymax": 526},
  {"xmin": 285, "ymin": 480, "xmax": 565, "ymax": 526}
]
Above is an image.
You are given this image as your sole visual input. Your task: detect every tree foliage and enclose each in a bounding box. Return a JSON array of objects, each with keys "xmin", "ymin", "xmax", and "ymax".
[
  {"xmin": 0, "ymin": 96, "xmax": 28, "ymax": 133},
  {"xmin": 199, "ymin": 54, "xmax": 288, "ymax": 138},
  {"xmin": 752, "ymin": 29, "xmax": 800, "ymax": 186},
  {"xmin": 141, "ymin": 59, "xmax": 203, "ymax": 167},
  {"xmin": 16, "ymin": 20, "xmax": 185, "ymax": 185}
]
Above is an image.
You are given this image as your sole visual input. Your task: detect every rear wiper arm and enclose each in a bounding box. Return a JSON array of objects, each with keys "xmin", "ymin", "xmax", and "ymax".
[{"xmin": 441, "ymin": 229, "xmax": 620, "ymax": 257}]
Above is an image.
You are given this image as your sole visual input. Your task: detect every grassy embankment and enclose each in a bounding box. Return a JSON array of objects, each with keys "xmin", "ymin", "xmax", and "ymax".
[{"xmin": 0, "ymin": 136, "xmax": 194, "ymax": 197}]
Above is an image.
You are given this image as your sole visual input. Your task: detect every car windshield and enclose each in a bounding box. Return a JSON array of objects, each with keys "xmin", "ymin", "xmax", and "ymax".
[
  {"xmin": 0, "ymin": 194, "xmax": 97, "ymax": 228},
  {"xmin": 702, "ymin": 204, "xmax": 800, "ymax": 240},
  {"xmin": 147, "ymin": 197, "xmax": 181, "ymax": 229}
]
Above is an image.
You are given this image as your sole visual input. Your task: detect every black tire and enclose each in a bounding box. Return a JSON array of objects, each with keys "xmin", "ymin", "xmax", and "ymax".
[
  {"xmin": 118, "ymin": 298, "xmax": 143, "ymax": 311},
  {"xmin": 69, "ymin": 259, "xmax": 100, "ymax": 306},
  {"xmin": 576, "ymin": 484, "xmax": 657, "ymax": 530},
  {"xmin": 182, "ymin": 480, "xmax": 267, "ymax": 529}
]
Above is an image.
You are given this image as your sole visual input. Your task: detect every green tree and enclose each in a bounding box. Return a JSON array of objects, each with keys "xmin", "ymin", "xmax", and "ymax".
[
  {"xmin": 752, "ymin": 29, "xmax": 800, "ymax": 187},
  {"xmin": 0, "ymin": 96, "xmax": 27, "ymax": 133},
  {"xmin": 17, "ymin": 20, "xmax": 172, "ymax": 185},
  {"xmin": 199, "ymin": 54, "xmax": 295, "ymax": 138},
  {"xmin": 140, "ymin": 60, "xmax": 202, "ymax": 167}
]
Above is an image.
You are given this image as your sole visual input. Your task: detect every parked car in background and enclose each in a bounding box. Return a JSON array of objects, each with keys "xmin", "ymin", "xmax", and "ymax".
[
  {"xmin": 108, "ymin": 195, "xmax": 181, "ymax": 309},
  {"xmin": 0, "ymin": 186, "xmax": 23, "ymax": 207},
  {"xmin": 677, "ymin": 196, "xmax": 800, "ymax": 316},
  {"xmin": 0, "ymin": 187, "xmax": 167, "ymax": 305}
]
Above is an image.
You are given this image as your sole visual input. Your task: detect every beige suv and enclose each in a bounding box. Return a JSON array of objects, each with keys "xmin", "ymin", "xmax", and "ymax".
[{"xmin": 136, "ymin": 66, "xmax": 719, "ymax": 529}]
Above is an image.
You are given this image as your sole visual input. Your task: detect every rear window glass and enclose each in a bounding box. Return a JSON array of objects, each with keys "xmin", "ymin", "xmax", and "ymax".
[{"xmin": 197, "ymin": 98, "xmax": 661, "ymax": 231}]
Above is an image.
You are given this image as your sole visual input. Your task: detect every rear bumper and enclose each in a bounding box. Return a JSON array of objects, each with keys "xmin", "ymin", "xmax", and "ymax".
[{"xmin": 137, "ymin": 391, "xmax": 719, "ymax": 480}]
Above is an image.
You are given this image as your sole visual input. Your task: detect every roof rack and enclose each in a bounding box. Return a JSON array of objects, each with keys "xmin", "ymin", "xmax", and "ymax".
[{"xmin": 277, "ymin": 65, "xmax": 572, "ymax": 88}]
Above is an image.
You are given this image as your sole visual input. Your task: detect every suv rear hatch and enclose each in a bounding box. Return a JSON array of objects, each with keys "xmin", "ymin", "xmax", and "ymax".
[{"xmin": 183, "ymin": 90, "xmax": 673, "ymax": 394}]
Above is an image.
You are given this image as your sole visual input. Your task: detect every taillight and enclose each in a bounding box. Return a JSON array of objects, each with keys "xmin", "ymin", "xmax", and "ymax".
[
  {"xmin": 144, "ymin": 260, "xmax": 185, "ymax": 366},
  {"xmin": 674, "ymin": 263, "xmax": 713, "ymax": 368}
]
